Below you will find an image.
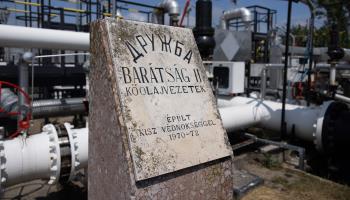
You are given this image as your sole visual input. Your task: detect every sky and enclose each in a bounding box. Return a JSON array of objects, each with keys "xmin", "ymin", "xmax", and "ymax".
[
  {"xmin": 1, "ymin": 0, "xmax": 322, "ymax": 28},
  {"xmin": 120, "ymin": 0, "xmax": 317, "ymax": 27}
]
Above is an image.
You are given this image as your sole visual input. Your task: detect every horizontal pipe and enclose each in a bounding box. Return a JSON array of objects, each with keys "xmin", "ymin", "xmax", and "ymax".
[
  {"xmin": 275, "ymin": 44, "xmax": 350, "ymax": 62},
  {"xmin": 218, "ymin": 97, "xmax": 332, "ymax": 149},
  {"xmin": 334, "ymin": 93, "xmax": 350, "ymax": 104},
  {"xmin": 0, "ymin": 123, "xmax": 88, "ymax": 188},
  {"xmin": 32, "ymin": 98, "xmax": 87, "ymax": 118},
  {"xmin": 0, "ymin": 25, "xmax": 89, "ymax": 51},
  {"xmin": 315, "ymin": 63, "xmax": 350, "ymax": 70},
  {"xmin": 2, "ymin": 24, "xmax": 347, "ymax": 62}
]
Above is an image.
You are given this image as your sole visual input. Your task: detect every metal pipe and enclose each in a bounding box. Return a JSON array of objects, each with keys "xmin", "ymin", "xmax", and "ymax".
[
  {"xmin": 281, "ymin": 0, "xmax": 293, "ymax": 140},
  {"xmin": 152, "ymin": 0, "xmax": 179, "ymax": 25},
  {"xmin": 3, "ymin": 24, "xmax": 347, "ymax": 59},
  {"xmin": 334, "ymin": 93, "xmax": 350, "ymax": 104},
  {"xmin": 0, "ymin": 123, "xmax": 88, "ymax": 189},
  {"xmin": 298, "ymin": 0, "xmax": 316, "ymax": 106},
  {"xmin": 330, "ymin": 64, "xmax": 337, "ymax": 86},
  {"xmin": 0, "ymin": 24, "xmax": 89, "ymax": 51},
  {"xmin": 315, "ymin": 63, "xmax": 350, "ymax": 70},
  {"xmin": 244, "ymin": 133, "xmax": 305, "ymax": 170},
  {"xmin": 112, "ymin": 0, "xmax": 116, "ymax": 18},
  {"xmin": 18, "ymin": 52, "xmax": 32, "ymax": 124},
  {"xmin": 220, "ymin": 7, "xmax": 252, "ymax": 30},
  {"xmin": 260, "ymin": 67, "xmax": 267, "ymax": 100},
  {"xmin": 259, "ymin": 64, "xmax": 284, "ymax": 100},
  {"xmin": 32, "ymin": 98, "xmax": 87, "ymax": 118},
  {"xmin": 2, "ymin": 95, "xmax": 87, "ymax": 119},
  {"xmin": 18, "ymin": 61, "xmax": 28, "ymax": 123},
  {"xmin": 218, "ymin": 96, "xmax": 332, "ymax": 151}
]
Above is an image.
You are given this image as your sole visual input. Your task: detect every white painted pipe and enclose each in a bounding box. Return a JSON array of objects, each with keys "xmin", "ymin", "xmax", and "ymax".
[
  {"xmin": 220, "ymin": 104, "xmax": 268, "ymax": 132},
  {"xmin": 0, "ymin": 96, "xmax": 334, "ymax": 189},
  {"xmin": 152, "ymin": 0, "xmax": 180, "ymax": 24},
  {"xmin": 0, "ymin": 124, "xmax": 61, "ymax": 188},
  {"xmin": 218, "ymin": 96, "xmax": 332, "ymax": 150},
  {"xmin": 159, "ymin": 0, "xmax": 179, "ymax": 16},
  {"xmin": 335, "ymin": 93, "xmax": 350, "ymax": 104},
  {"xmin": 0, "ymin": 25, "xmax": 89, "ymax": 51},
  {"xmin": 330, "ymin": 64, "xmax": 337, "ymax": 86},
  {"xmin": 64, "ymin": 123, "xmax": 88, "ymax": 181},
  {"xmin": 220, "ymin": 7, "xmax": 252, "ymax": 30},
  {"xmin": 0, "ymin": 123, "xmax": 88, "ymax": 189}
]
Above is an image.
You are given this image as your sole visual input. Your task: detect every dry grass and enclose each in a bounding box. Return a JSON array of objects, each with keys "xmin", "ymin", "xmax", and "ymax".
[{"xmin": 242, "ymin": 164, "xmax": 350, "ymax": 200}]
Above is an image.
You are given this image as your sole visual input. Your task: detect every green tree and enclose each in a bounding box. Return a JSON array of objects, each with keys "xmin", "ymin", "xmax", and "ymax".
[{"xmin": 315, "ymin": 0, "xmax": 350, "ymax": 48}]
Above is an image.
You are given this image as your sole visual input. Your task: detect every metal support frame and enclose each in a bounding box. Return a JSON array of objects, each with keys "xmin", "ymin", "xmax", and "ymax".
[
  {"xmin": 281, "ymin": 0, "xmax": 292, "ymax": 140},
  {"xmin": 244, "ymin": 133, "xmax": 305, "ymax": 170}
]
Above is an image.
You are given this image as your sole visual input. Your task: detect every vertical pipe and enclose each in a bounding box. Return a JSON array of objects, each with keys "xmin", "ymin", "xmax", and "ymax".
[
  {"xmin": 307, "ymin": 9, "xmax": 315, "ymax": 106},
  {"xmin": 18, "ymin": 54, "xmax": 30, "ymax": 125},
  {"xmin": 112, "ymin": 0, "xmax": 116, "ymax": 18},
  {"xmin": 330, "ymin": 65, "xmax": 337, "ymax": 86},
  {"xmin": 261, "ymin": 67, "xmax": 267, "ymax": 100},
  {"xmin": 25, "ymin": 0, "xmax": 28, "ymax": 27},
  {"xmin": 193, "ymin": 0, "xmax": 215, "ymax": 60},
  {"xmin": 246, "ymin": 61, "xmax": 251, "ymax": 97},
  {"xmin": 60, "ymin": 9, "xmax": 65, "ymax": 69},
  {"xmin": 40, "ymin": 0, "xmax": 44, "ymax": 28},
  {"xmin": 29, "ymin": 0, "xmax": 32, "ymax": 27},
  {"xmin": 281, "ymin": 0, "xmax": 293, "ymax": 139}
]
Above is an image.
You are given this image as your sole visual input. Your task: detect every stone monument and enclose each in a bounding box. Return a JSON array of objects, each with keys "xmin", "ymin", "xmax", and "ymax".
[{"xmin": 89, "ymin": 18, "xmax": 233, "ymax": 199}]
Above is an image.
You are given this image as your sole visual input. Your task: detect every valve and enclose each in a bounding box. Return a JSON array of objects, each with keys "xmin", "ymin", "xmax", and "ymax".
[{"xmin": 0, "ymin": 81, "xmax": 32, "ymax": 138}]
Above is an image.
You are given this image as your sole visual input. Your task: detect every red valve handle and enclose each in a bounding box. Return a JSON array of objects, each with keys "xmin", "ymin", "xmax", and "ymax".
[{"xmin": 0, "ymin": 81, "xmax": 32, "ymax": 138}]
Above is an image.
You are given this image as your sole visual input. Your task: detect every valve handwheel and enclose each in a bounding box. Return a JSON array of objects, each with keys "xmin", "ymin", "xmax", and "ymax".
[{"xmin": 0, "ymin": 81, "xmax": 32, "ymax": 138}]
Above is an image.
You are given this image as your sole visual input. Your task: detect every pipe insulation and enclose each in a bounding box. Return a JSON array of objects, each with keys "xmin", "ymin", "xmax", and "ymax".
[
  {"xmin": 0, "ymin": 123, "xmax": 87, "ymax": 189},
  {"xmin": 158, "ymin": 0, "xmax": 179, "ymax": 17},
  {"xmin": 0, "ymin": 89, "xmax": 19, "ymax": 118},
  {"xmin": 152, "ymin": 0, "xmax": 179, "ymax": 25},
  {"xmin": 220, "ymin": 7, "xmax": 252, "ymax": 30},
  {"xmin": 32, "ymin": 98, "xmax": 87, "ymax": 118},
  {"xmin": 0, "ymin": 24, "xmax": 89, "ymax": 51},
  {"xmin": 1, "ymin": 95, "xmax": 87, "ymax": 119},
  {"xmin": 218, "ymin": 96, "xmax": 332, "ymax": 151}
]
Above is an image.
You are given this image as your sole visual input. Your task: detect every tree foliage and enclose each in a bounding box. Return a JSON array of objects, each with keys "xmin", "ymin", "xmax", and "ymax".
[
  {"xmin": 314, "ymin": 0, "xmax": 350, "ymax": 47},
  {"xmin": 284, "ymin": 1, "xmax": 349, "ymax": 48}
]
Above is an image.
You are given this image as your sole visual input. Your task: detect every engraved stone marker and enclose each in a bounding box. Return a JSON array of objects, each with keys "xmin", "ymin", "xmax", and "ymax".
[{"xmin": 89, "ymin": 18, "xmax": 233, "ymax": 199}]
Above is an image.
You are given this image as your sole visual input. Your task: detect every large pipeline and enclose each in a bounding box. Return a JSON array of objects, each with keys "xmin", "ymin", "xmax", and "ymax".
[
  {"xmin": 3, "ymin": 24, "xmax": 347, "ymax": 62},
  {"xmin": 0, "ymin": 24, "xmax": 89, "ymax": 51},
  {"xmin": 218, "ymin": 96, "xmax": 332, "ymax": 151},
  {"xmin": 0, "ymin": 96, "xmax": 347, "ymax": 189},
  {"xmin": 0, "ymin": 123, "xmax": 87, "ymax": 189}
]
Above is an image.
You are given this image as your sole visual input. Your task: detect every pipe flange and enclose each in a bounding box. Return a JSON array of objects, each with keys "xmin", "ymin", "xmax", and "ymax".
[
  {"xmin": 64, "ymin": 123, "xmax": 80, "ymax": 181},
  {"xmin": 320, "ymin": 102, "xmax": 348, "ymax": 155},
  {"xmin": 314, "ymin": 101, "xmax": 333, "ymax": 152},
  {"xmin": 42, "ymin": 124, "xmax": 61, "ymax": 185}
]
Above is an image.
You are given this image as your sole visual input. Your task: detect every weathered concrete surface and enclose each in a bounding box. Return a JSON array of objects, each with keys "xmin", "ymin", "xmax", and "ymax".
[{"xmin": 89, "ymin": 18, "xmax": 233, "ymax": 200}]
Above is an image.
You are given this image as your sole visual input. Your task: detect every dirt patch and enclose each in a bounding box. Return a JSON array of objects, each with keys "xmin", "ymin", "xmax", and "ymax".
[{"xmin": 237, "ymin": 153, "xmax": 350, "ymax": 200}]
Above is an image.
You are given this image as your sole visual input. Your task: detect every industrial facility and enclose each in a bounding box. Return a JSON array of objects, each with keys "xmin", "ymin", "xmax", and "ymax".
[{"xmin": 0, "ymin": 0, "xmax": 350, "ymax": 199}]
